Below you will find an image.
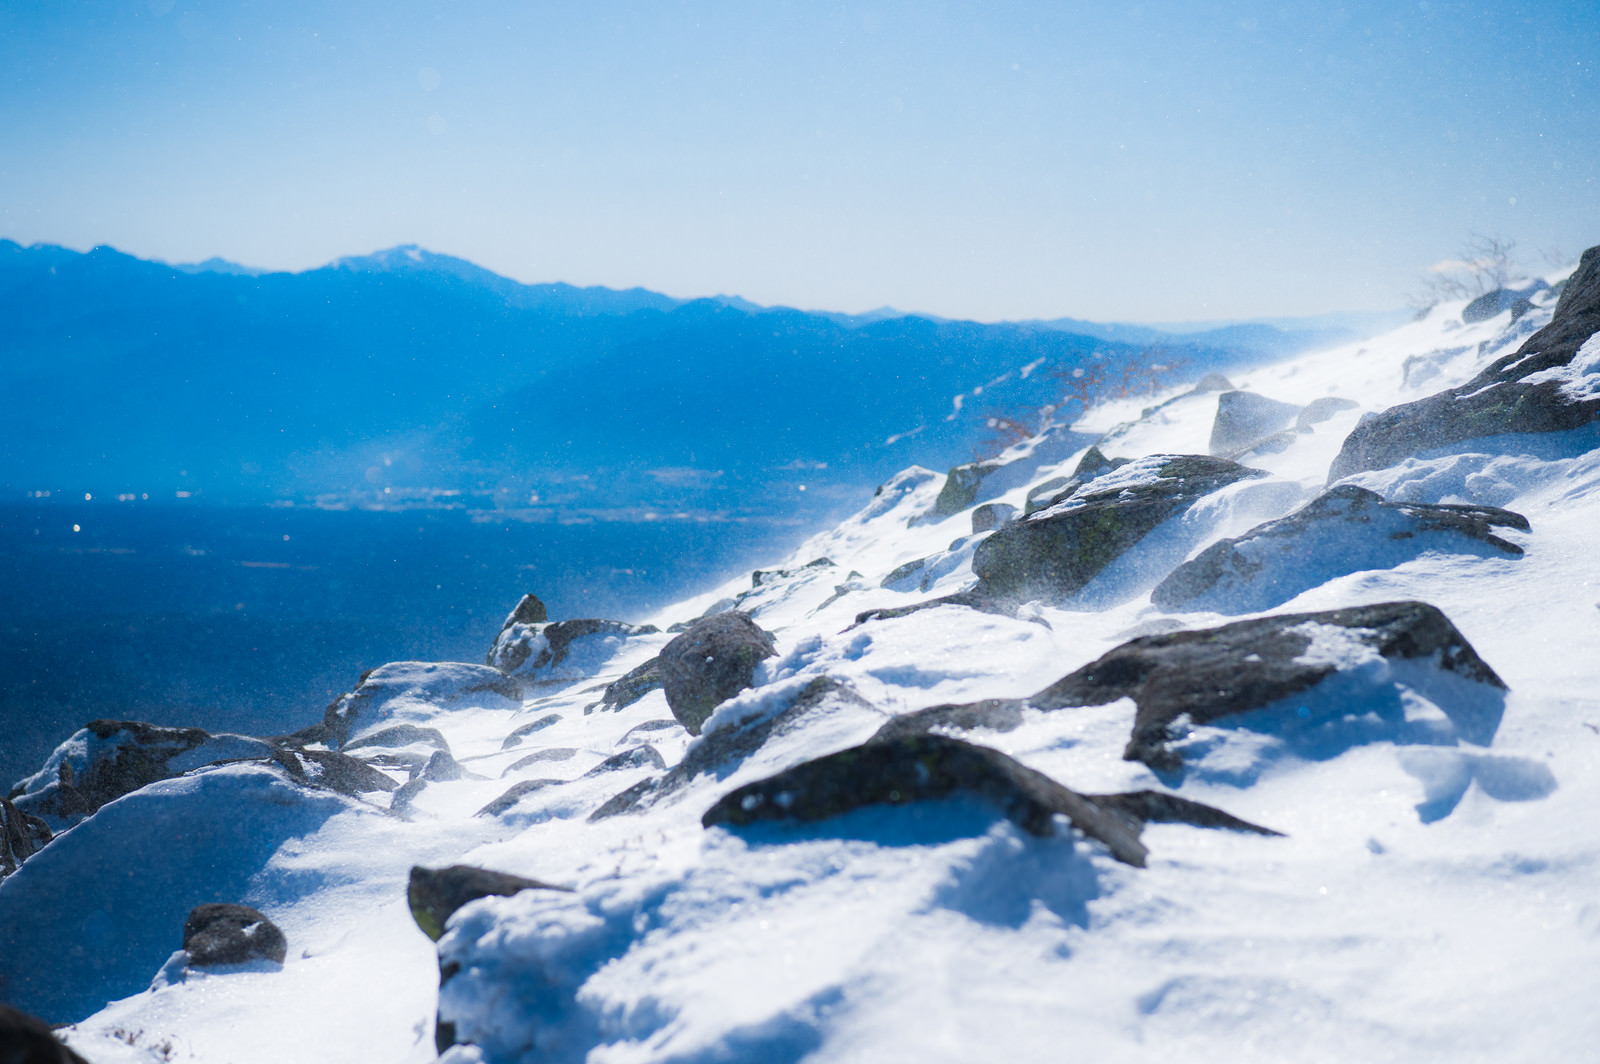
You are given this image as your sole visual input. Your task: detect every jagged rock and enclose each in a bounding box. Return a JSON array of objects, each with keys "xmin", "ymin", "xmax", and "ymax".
[
  {"xmin": 1209, "ymin": 391, "xmax": 1302, "ymax": 456},
  {"xmin": 1, "ymin": 796, "xmax": 52, "ymax": 880},
  {"xmin": 878, "ymin": 601, "xmax": 1505, "ymax": 774},
  {"xmin": 488, "ymin": 617, "xmax": 660, "ymax": 682},
  {"xmin": 594, "ymin": 657, "xmax": 663, "ymax": 712},
  {"xmin": 932, "ymin": 460, "xmax": 1002, "ymax": 517},
  {"xmin": 969, "ymin": 454, "xmax": 1266, "ymax": 604},
  {"xmin": 408, "ymin": 864, "xmax": 567, "ymax": 942},
  {"xmin": 0, "ymin": 1002, "xmax": 91, "ymax": 1064},
  {"xmin": 658, "ymin": 612, "xmax": 778, "ymax": 734},
  {"xmin": 971, "ymin": 502, "xmax": 1016, "ymax": 533},
  {"xmin": 183, "ymin": 903, "xmax": 288, "ymax": 967},
  {"xmin": 501, "ymin": 714, "xmax": 562, "ymax": 749},
  {"xmin": 498, "ymin": 593, "xmax": 549, "ymax": 632},
  {"xmin": 1295, "ymin": 396, "xmax": 1360, "ymax": 429},
  {"xmin": 321, "ymin": 662, "xmax": 522, "ymax": 749},
  {"xmin": 270, "ymin": 747, "xmax": 400, "ymax": 796},
  {"xmin": 591, "ymin": 676, "xmax": 885, "ymax": 820},
  {"xmin": 580, "ymin": 745, "xmax": 666, "ymax": 777},
  {"xmin": 1330, "ymin": 245, "xmax": 1600, "ymax": 479},
  {"xmin": 10, "ymin": 721, "xmax": 276, "ymax": 829},
  {"xmin": 1151, "ymin": 485, "xmax": 1529, "ymax": 613},
  {"xmin": 702, "ymin": 734, "xmax": 1280, "ymax": 868}
]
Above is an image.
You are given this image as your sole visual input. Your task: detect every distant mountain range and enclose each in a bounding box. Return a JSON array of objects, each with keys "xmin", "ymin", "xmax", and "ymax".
[{"xmin": 0, "ymin": 240, "xmax": 1402, "ymax": 518}]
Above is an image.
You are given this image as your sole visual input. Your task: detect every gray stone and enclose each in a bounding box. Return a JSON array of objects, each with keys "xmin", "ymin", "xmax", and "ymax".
[
  {"xmin": 183, "ymin": 903, "xmax": 288, "ymax": 967},
  {"xmin": 658, "ymin": 612, "xmax": 778, "ymax": 734},
  {"xmin": 489, "ymin": 617, "xmax": 659, "ymax": 679},
  {"xmin": 1209, "ymin": 390, "xmax": 1302, "ymax": 456},
  {"xmin": 971, "ymin": 502, "xmax": 1016, "ymax": 533},
  {"xmin": 1296, "ymin": 396, "xmax": 1360, "ymax": 430}
]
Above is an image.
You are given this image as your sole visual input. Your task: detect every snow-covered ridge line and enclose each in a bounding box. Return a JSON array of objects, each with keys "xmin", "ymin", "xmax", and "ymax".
[{"xmin": 4, "ymin": 253, "xmax": 1599, "ymax": 1064}]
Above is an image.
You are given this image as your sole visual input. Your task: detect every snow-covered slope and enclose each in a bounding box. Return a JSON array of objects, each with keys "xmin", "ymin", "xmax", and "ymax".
[{"xmin": 5, "ymin": 257, "xmax": 1600, "ymax": 1064}]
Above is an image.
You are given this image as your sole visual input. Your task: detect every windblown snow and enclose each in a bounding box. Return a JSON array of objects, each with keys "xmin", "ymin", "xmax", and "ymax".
[{"xmin": 4, "ymin": 264, "xmax": 1600, "ymax": 1064}]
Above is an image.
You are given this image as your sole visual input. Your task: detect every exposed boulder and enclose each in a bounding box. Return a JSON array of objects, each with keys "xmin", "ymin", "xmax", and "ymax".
[
  {"xmin": 1329, "ymin": 245, "xmax": 1600, "ymax": 480},
  {"xmin": 1208, "ymin": 390, "xmax": 1302, "ymax": 456},
  {"xmin": 320, "ymin": 662, "xmax": 522, "ymax": 749},
  {"xmin": 1296, "ymin": 396, "xmax": 1360, "ymax": 430},
  {"xmin": 1151, "ymin": 485, "xmax": 1529, "ymax": 613},
  {"xmin": 183, "ymin": 903, "xmax": 288, "ymax": 968},
  {"xmin": 10, "ymin": 721, "xmax": 276, "ymax": 830},
  {"xmin": 932, "ymin": 460, "xmax": 1000, "ymax": 518},
  {"xmin": 1461, "ymin": 281, "xmax": 1548, "ymax": 324},
  {"xmin": 501, "ymin": 713, "xmax": 562, "ymax": 749},
  {"xmin": 878, "ymin": 601, "xmax": 1505, "ymax": 775},
  {"xmin": 498, "ymin": 593, "xmax": 549, "ymax": 632},
  {"xmin": 475, "ymin": 779, "xmax": 561, "ymax": 817},
  {"xmin": 971, "ymin": 502, "xmax": 1016, "ymax": 533},
  {"xmin": 702, "ymin": 734, "xmax": 1280, "ymax": 868},
  {"xmin": 408, "ymin": 864, "xmax": 568, "ymax": 942},
  {"xmin": 969, "ymin": 454, "xmax": 1266, "ymax": 604},
  {"xmin": 658, "ymin": 612, "xmax": 778, "ymax": 734},
  {"xmin": 0, "ymin": 796, "xmax": 52, "ymax": 880},
  {"xmin": 268, "ymin": 747, "xmax": 400, "ymax": 796},
  {"xmin": 489, "ymin": 617, "xmax": 659, "ymax": 683},
  {"xmin": 0, "ymin": 1003, "xmax": 91, "ymax": 1064},
  {"xmin": 580, "ymin": 745, "xmax": 666, "ymax": 777}
]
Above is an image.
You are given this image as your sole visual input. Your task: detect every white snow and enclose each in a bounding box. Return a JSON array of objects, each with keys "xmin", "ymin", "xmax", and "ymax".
[{"xmin": 7, "ymin": 272, "xmax": 1600, "ymax": 1063}]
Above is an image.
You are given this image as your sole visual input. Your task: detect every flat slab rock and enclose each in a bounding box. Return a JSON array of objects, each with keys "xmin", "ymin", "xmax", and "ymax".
[
  {"xmin": 971, "ymin": 453, "xmax": 1266, "ymax": 603},
  {"xmin": 703, "ymin": 733, "xmax": 1279, "ymax": 868},
  {"xmin": 881, "ymin": 601, "xmax": 1506, "ymax": 772},
  {"xmin": 1329, "ymin": 243, "xmax": 1600, "ymax": 479},
  {"xmin": 1151, "ymin": 485, "xmax": 1530, "ymax": 613}
]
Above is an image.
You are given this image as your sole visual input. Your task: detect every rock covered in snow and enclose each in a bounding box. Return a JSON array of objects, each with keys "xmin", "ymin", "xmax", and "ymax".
[
  {"xmin": 182, "ymin": 903, "xmax": 288, "ymax": 967},
  {"xmin": 488, "ymin": 616, "xmax": 659, "ymax": 683},
  {"xmin": 317, "ymin": 661, "xmax": 522, "ymax": 748},
  {"xmin": 1151, "ymin": 484, "xmax": 1529, "ymax": 613},
  {"xmin": 971, "ymin": 454, "xmax": 1266, "ymax": 603},
  {"xmin": 657, "ymin": 611, "xmax": 778, "ymax": 734},
  {"xmin": 1329, "ymin": 244, "xmax": 1600, "ymax": 479}
]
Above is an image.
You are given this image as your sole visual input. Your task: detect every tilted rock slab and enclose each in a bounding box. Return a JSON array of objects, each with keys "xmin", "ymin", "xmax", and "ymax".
[
  {"xmin": 702, "ymin": 733, "xmax": 1280, "ymax": 868},
  {"xmin": 1151, "ymin": 485, "xmax": 1529, "ymax": 613},
  {"xmin": 1329, "ymin": 244, "xmax": 1600, "ymax": 480}
]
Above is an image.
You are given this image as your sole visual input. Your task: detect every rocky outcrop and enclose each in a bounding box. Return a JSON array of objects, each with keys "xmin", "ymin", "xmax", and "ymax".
[
  {"xmin": 969, "ymin": 454, "xmax": 1266, "ymax": 603},
  {"xmin": 1, "ymin": 796, "xmax": 52, "ymax": 880},
  {"xmin": 658, "ymin": 612, "xmax": 777, "ymax": 734},
  {"xmin": 489, "ymin": 617, "xmax": 659, "ymax": 682},
  {"xmin": 1329, "ymin": 246, "xmax": 1600, "ymax": 480},
  {"xmin": 1209, "ymin": 391, "xmax": 1301, "ymax": 456},
  {"xmin": 1151, "ymin": 485, "xmax": 1529, "ymax": 613},
  {"xmin": 408, "ymin": 864, "xmax": 568, "ymax": 942},
  {"xmin": 702, "ymin": 734, "xmax": 1280, "ymax": 868},
  {"xmin": 183, "ymin": 903, "xmax": 288, "ymax": 967}
]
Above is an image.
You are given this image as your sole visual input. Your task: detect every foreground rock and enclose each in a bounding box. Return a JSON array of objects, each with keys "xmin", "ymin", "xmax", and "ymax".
[
  {"xmin": 1152, "ymin": 485, "xmax": 1529, "ymax": 613},
  {"xmin": 970, "ymin": 454, "xmax": 1266, "ymax": 603},
  {"xmin": 183, "ymin": 903, "xmax": 288, "ymax": 967},
  {"xmin": 1329, "ymin": 245, "xmax": 1600, "ymax": 479},
  {"xmin": 881, "ymin": 601, "xmax": 1506, "ymax": 774},
  {"xmin": 703, "ymin": 733, "xmax": 1280, "ymax": 868},
  {"xmin": 0, "ymin": 1003, "xmax": 91, "ymax": 1064},
  {"xmin": 658, "ymin": 611, "xmax": 778, "ymax": 734},
  {"xmin": 408, "ymin": 864, "xmax": 568, "ymax": 941}
]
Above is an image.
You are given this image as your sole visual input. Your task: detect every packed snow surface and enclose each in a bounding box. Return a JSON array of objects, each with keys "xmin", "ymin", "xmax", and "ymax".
[{"xmin": 5, "ymin": 272, "xmax": 1600, "ymax": 1063}]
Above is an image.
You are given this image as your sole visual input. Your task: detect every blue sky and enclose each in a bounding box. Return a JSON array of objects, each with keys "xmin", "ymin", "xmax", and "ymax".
[{"xmin": 2, "ymin": 0, "xmax": 1596, "ymax": 321}]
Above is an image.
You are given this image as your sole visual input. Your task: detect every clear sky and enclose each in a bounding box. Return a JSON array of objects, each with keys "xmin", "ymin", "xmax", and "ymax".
[{"xmin": 2, "ymin": 0, "xmax": 1597, "ymax": 321}]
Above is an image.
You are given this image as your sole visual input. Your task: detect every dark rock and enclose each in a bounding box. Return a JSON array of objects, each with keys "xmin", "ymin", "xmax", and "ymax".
[
  {"xmin": 1295, "ymin": 396, "xmax": 1360, "ymax": 430},
  {"xmin": 489, "ymin": 617, "xmax": 659, "ymax": 680},
  {"xmin": 1461, "ymin": 282, "xmax": 1548, "ymax": 324},
  {"xmin": 658, "ymin": 612, "xmax": 778, "ymax": 734},
  {"xmin": 1329, "ymin": 246, "xmax": 1600, "ymax": 480},
  {"xmin": 501, "ymin": 713, "xmax": 562, "ymax": 749},
  {"xmin": 183, "ymin": 903, "xmax": 288, "ymax": 967},
  {"xmin": 969, "ymin": 455, "xmax": 1266, "ymax": 604},
  {"xmin": 620, "ymin": 720, "xmax": 682, "ymax": 742},
  {"xmin": 270, "ymin": 747, "xmax": 400, "ymax": 796},
  {"xmin": 581, "ymin": 745, "xmax": 666, "ymax": 777},
  {"xmin": 0, "ymin": 796, "xmax": 52, "ymax": 880},
  {"xmin": 592, "ymin": 677, "xmax": 885, "ymax": 820},
  {"xmin": 752, "ymin": 557, "xmax": 834, "ymax": 587},
  {"xmin": 505, "ymin": 747, "xmax": 578, "ymax": 773},
  {"xmin": 475, "ymin": 779, "xmax": 561, "ymax": 817},
  {"xmin": 1209, "ymin": 391, "xmax": 1302, "ymax": 456},
  {"xmin": 423, "ymin": 750, "xmax": 466, "ymax": 782},
  {"xmin": 0, "ymin": 1002, "xmax": 92, "ymax": 1064},
  {"xmin": 594, "ymin": 657, "xmax": 664, "ymax": 712},
  {"xmin": 1023, "ymin": 476, "xmax": 1076, "ymax": 517},
  {"xmin": 932, "ymin": 460, "xmax": 1002, "ymax": 518},
  {"xmin": 702, "ymin": 734, "xmax": 1280, "ymax": 868},
  {"xmin": 971, "ymin": 502, "xmax": 1016, "ymax": 533},
  {"xmin": 1151, "ymin": 485, "xmax": 1529, "ymax": 613},
  {"xmin": 499, "ymin": 593, "xmax": 549, "ymax": 632},
  {"xmin": 877, "ymin": 601, "xmax": 1505, "ymax": 774},
  {"xmin": 852, "ymin": 588, "xmax": 1015, "ymax": 628},
  {"xmin": 1085, "ymin": 790, "xmax": 1284, "ymax": 835},
  {"xmin": 407, "ymin": 865, "xmax": 567, "ymax": 942}
]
